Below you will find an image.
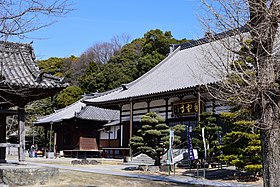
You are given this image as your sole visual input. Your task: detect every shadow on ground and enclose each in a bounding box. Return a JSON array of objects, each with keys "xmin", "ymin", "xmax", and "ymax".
[{"xmin": 182, "ymin": 168, "xmax": 260, "ymax": 182}]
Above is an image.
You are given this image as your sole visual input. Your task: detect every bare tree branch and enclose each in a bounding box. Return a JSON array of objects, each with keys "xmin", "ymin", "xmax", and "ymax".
[
  {"xmin": 199, "ymin": 0, "xmax": 280, "ymax": 185},
  {"xmin": 0, "ymin": 0, "xmax": 73, "ymax": 40}
]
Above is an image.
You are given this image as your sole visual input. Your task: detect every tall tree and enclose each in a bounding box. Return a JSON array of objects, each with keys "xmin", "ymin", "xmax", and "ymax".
[
  {"xmin": 55, "ymin": 86, "xmax": 83, "ymax": 109},
  {"xmin": 199, "ymin": 0, "xmax": 279, "ymax": 186},
  {"xmin": 79, "ymin": 29, "xmax": 188, "ymax": 93},
  {"xmin": 219, "ymin": 110, "xmax": 262, "ymax": 178}
]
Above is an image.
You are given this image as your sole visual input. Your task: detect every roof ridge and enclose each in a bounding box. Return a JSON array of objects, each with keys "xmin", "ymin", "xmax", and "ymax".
[
  {"xmin": 124, "ymin": 46, "xmax": 181, "ymax": 90},
  {"xmin": 175, "ymin": 26, "xmax": 249, "ymax": 51},
  {"xmin": 0, "ymin": 41, "xmax": 33, "ymax": 51},
  {"xmin": 38, "ymin": 99, "xmax": 85, "ymax": 120}
]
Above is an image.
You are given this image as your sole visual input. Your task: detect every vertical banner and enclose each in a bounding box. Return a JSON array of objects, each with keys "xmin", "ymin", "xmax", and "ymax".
[
  {"xmin": 202, "ymin": 127, "xmax": 207, "ymax": 160},
  {"xmin": 187, "ymin": 126, "xmax": 195, "ymax": 160},
  {"xmin": 217, "ymin": 130, "xmax": 223, "ymax": 155},
  {"xmin": 169, "ymin": 129, "xmax": 174, "ymax": 164},
  {"xmin": 217, "ymin": 130, "xmax": 222, "ymax": 145}
]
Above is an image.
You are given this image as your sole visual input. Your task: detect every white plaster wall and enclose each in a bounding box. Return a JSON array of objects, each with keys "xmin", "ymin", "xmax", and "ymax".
[
  {"xmin": 204, "ymin": 101, "xmax": 231, "ymax": 114},
  {"xmin": 150, "ymin": 99, "xmax": 165, "ymax": 107},
  {"xmin": 122, "ymin": 104, "xmax": 130, "ymax": 111},
  {"xmin": 168, "ymin": 97, "xmax": 180, "ymax": 104},
  {"xmin": 100, "ymin": 126, "xmax": 120, "ymax": 139},
  {"xmin": 134, "ymin": 102, "xmax": 147, "ymax": 109}
]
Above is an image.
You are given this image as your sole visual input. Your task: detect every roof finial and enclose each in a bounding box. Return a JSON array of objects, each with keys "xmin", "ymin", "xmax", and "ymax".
[
  {"xmin": 169, "ymin": 44, "xmax": 175, "ymax": 54},
  {"xmin": 121, "ymin": 84, "xmax": 128, "ymax": 90}
]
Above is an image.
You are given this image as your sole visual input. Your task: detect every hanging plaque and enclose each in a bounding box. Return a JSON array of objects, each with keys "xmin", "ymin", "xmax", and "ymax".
[{"xmin": 173, "ymin": 101, "xmax": 199, "ymax": 116}]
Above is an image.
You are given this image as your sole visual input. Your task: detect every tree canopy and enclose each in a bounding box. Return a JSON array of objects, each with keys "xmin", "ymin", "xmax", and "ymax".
[
  {"xmin": 200, "ymin": 0, "xmax": 279, "ymax": 186},
  {"xmin": 38, "ymin": 29, "xmax": 188, "ymax": 103}
]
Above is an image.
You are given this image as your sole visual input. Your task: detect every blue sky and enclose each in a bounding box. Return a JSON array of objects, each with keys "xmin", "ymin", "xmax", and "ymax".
[{"xmin": 21, "ymin": 0, "xmax": 203, "ymax": 60}]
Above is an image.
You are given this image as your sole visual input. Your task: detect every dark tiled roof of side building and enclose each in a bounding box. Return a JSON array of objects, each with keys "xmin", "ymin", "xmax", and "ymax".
[
  {"xmin": 0, "ymin": 41, "xmax": 68, "ymax": 89},
  {"xmin": 34, "ymin": 96, "xmax": 120, "ymax": 125}
]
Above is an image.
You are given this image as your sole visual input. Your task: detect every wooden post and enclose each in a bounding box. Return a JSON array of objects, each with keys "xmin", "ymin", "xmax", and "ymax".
[
  {"xmin": 147, "ymin": 101, "xmax": 150, "ymax": 113},
  {"xmin": 53, "ymin": 130, "xmax": 57, "ymax": 157},
  {"xmin": 120, "ymin": 105, "xmax": 123, "ymax": 147},
  {"xmin": 44, "ymin": 126, "xmax": 48, "ymax": 157},
  {"xmin": 165, "ymin": 98, "xmax": 169, "ymax": 123},
  {"xmin": 129, "ymin": 99, "xmax": 133, "ymax": 159},
  {"xmin": 49, "ymin": 123, "xmax": 53, "ymax": 152},
  {"xmin": 197, "ymin": 86, "xmax": 202, "ymax": 123},
  {"xmin": 18, "ymin": 105, "xmax": 26, "ymax": 162},
  {"xmin": 0, "ymin": 115, "xmax": 6, "ymax": 163},
  {"xmin": 198, "ymin": 90, "xmax": 201, "ymax": 122}
]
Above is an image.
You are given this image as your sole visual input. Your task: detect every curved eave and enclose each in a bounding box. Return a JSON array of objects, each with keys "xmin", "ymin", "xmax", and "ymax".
[{"xmin": 84, "ymin": 82, "xmax": 218, "ymax": 108}]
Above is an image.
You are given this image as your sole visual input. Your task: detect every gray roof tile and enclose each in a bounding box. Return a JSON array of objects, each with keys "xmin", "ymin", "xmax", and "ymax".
[
  {"xmin": 0, "ymin": 41, "xmax": 68, "ymax": 89},
  {"xmin": 77, "ymin": 105, "xmax": 119, "ymax": 121},
  {"xmin": 34, "ymin": 98, "xmax": 119, "ymax": 125}
]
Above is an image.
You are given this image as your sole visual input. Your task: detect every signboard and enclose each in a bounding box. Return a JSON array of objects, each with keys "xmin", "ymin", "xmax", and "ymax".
[{"xmin": 173, "ymin": 101, "xmax": 199, "ymax": 116}]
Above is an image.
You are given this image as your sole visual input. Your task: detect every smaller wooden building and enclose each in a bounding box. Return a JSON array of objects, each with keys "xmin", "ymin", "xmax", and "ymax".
[
  {"xmin": 34, "ymin": 96, "xmax": 120, "ymax": 158},
  {"xmin": 0, "ymin": 41, "xmax": 68, "ymax": 163}
]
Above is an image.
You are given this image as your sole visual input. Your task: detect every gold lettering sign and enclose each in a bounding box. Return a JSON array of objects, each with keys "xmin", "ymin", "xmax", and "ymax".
[{"xmin": 173, "ymin": 101, "xmax": 199, "ymax": 116}]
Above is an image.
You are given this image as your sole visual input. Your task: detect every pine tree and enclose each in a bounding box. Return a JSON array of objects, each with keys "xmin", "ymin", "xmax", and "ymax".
[
  {"xmin": 130, "ymin": 112, "xmax": 185, "ymax": 166},
  {"xmin": 218, "ymin": 110, "xmax": 262, "ymax": 178},
  {"xmin": 192, "ymin": 112, "xmax": 222, "ymax": 162}
]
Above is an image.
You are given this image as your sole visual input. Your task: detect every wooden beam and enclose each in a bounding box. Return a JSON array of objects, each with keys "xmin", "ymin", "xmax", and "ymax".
[{"xmin": 0, "ymin": 109, "xmax": 18, "ymax": 115}]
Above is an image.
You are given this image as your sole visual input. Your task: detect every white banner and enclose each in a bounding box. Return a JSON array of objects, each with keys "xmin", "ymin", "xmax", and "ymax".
[
  {"xmin": 169, "ymin": 129, "xmax": 174, "ymax": 164},
  {"xmin": 202, "ymin": 127, "xmax": 207, "ymax": 160}
]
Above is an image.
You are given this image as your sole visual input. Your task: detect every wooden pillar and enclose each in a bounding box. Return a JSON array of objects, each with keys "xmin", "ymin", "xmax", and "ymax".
[
  {"xmin": 0, "ymin": 115, "xmax": 6, "ymax": 163},
  {"xmin": 44, "ymin": 126, "xmax": 48, "ymax": 157},
  {"xmin": 147, "ymin": 101, "xmax": 150, "ymax": 113},
  {"xmin": 119, "ymin": 105, "xmax": 123, "ymax": 147},
  {"xmin": 129, "ymin": 98, "xmax": 133, "ymax": 158},
  {"xmin": 18, "ymin": 105, "xmax": 26, "ymax": 162},
  {"xmin": 165, "ymin": 98, "xmax": 169, "ymax": 123},
  {"xmin": 212, "ymin": 99, "xmax": 216, "ymax": 114},
  {"xmin": 53, "ymin": 130, "xmax": 57, "ymax": 156},
  {"xmin": 49, "ymin": 123, "xmax": 53, "ymax": 152},
  {"xmin": 198, "ymin": 91, "xmax": 201, "ymax": 122}
]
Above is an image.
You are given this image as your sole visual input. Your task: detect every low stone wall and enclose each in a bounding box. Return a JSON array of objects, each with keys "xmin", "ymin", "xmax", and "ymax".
[{"xmin": 0, "ymin": 164, "xmax": 58, "ymax": 186}]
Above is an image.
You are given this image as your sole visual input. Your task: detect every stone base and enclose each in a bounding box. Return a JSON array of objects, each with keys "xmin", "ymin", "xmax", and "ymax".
[
  {"xmin": 0, "ymin": 163, "xmax": 58, "ymax": 186},
  {"xmin": 0, "ymin": 160, "xmax": 6, "ymax": 164},
  {"xmin": 138, "ymin": 165, "xmax": 160, "ymax": 172}
]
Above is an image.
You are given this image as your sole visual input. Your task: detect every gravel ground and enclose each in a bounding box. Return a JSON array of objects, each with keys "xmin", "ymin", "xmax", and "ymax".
[
  {"xmin": 5, "ymin": 156, "xmax": 261, "ymax": 187},
  {"xmin": 33, "ymin": 169, "xmax": 192, "ymax": 187}
]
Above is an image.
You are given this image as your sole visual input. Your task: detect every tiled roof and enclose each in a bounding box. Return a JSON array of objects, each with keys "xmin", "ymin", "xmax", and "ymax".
[
  {"xmin": 84, "ymin": 33, "xmax": 244, "ymax": 105},
  {"xmin": 77, "ymin": 105, "xmax": 119, "ymax": 121},
  {"xmin": 34, "ymin": 97, "xmax": 119, "ymax": 125},
  {"xmin": 0, "ymin": 41, "xmax": 68, "ymax": 89}
]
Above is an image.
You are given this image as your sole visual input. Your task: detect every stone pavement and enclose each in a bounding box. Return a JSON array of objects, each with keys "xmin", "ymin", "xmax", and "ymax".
[{"xmin": 18, "ymin": 158, "xmax": 262, "ymax": 187}]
